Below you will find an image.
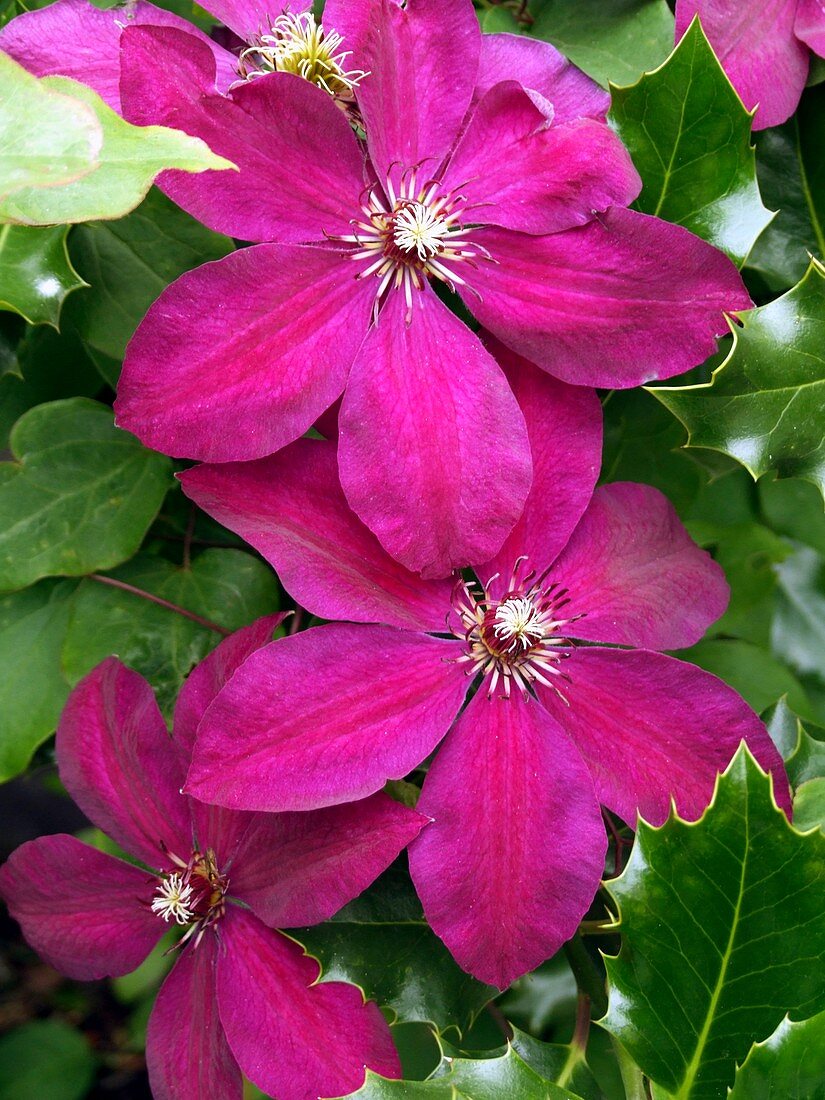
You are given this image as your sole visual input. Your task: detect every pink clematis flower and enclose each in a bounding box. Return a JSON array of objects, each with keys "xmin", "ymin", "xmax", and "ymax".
[
  {"xmin": 0, "ymin": 0, "xmax": 367, "ymax": 112},
  {"xmin": 676, "ymin": 1, "xmax": 825, "ymax": 129},
  {"xmin": 109, "ymin": 0, "xmax": 751, "ymax": 578},
  {"xmin": 0, "ymin": 619, "xmax": 425, "ymax": 1100},
  {"xmin": 178, "ymin": 347, "xmax": 791, "ymax": 989}
]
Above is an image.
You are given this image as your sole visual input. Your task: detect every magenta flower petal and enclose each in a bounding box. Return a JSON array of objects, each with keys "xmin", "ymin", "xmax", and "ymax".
[
  {"xmin": 539, "ymin": 648, "xmax": 792, "ymax": 826},
  {"xmin": 338, "ymin": 286, "xmax": 532, "ymax": 578},
  {"xmin": 146, "ymin": 934, "xmax": 241, "ymax": 1100},
  {"xmin": 180, "ymin": 440, "xmax": 454, "ymax": 631},
  {"xmin": 57, "ymin": 659, "xmax": 192, "ymax": 867},
  {"xmin": 218, "ymin": 910, "xmax": 400, "ymax": 1098},
  {"xmin": 553, "ymin": 482, "xmax": 729, "ymax": 650},
  {"xmin": 352, "ymin": 0, "xmax": 480, "ymax": 182},
  {"xmin": 462, "ymin": 207, "xmax": 752, "ymax": 388},
  {"xmin": 119, "ymin": 25, "xmax": 366, "ymax": 242},
  {"xmin": 173, "ymin": 615, "xmax": 286, "ymax": 755},
  {"xmin": 230, "ymin": 794, "xmax": 426, "ymax": 928},
  {"xmin": 474, "ymin": 336, "xmax": 602, "ymax": 591},
  {"xmin": 0, "ymin": 0, "xmax": 235, "ymax": 111},
  {"xmin": 116, "ymin": 243, "xmax": 373, "ymax": 462},
  {"xmin": 0, "ymin": 836, "xmax": 162, "ymax": 980},
  {"xmin": 409, "ymin": 690, "xmax": 605, "ymax": 988},
  {"xmin": 443, "ymin": 83, "xmax": 640, "ymax": 235},
  {"xmin": 796, "ymin": 0, "xmax": 825, "ymax": 53},
  {"xmin": 186, "ymin": 624, "xmax": 467, "ymax": 811},
  {"xmin": 675, "ymin": 1, "xmax": 808, "ymax": 129},
  {"xmin": 204, "ymin": 0, "xmax": 310, "ymax": 40},
  {"xmin": 475, "ymin": 33, "xmax": 611, "ymax": 122}
]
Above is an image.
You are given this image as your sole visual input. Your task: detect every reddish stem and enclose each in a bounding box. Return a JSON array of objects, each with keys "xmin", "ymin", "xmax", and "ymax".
[{"xmin": 88, "ymin": 574, "xmax": 231, "ymax": 637}]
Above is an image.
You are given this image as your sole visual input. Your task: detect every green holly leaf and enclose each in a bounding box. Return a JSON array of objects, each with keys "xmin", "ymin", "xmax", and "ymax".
[
  {"xmin": 61, "ymin": 548, "xmax": 280, "ymax": 715},
  {"xmin": 1, "ymin": 75, "xmax": 233, "ymax": 226},
  {"xmin": 0, "ymin": 579, "xmax": 77, "ymax": 781},
  {"xmin": 602, "ymin": 746, "xmax": 825, "ymax": 1100},
  {"xmin": 729, "ymin": 1010, "xmax": 825, "ymax": 1099},
  {"xmin": 759, "ymin": 476, "xmax": 825, "ymax": 556},
  {"xmin": 0, "ymin": 52, "xmax": 101, "ymax": 203},
  {"xmin": 0, "ymin": 398, "xmax": 172, "ymax": 591},
  {"xmin": 651, "ymin": 262, "xmax": 825, "ymax": 500},
  {"xmin": 529, "ymin": 0, "xmax": 673, "ymax": 88},
  {"xmin": 793, "ymin": 778, "xmax": 825, "ymax": 832},
  {"xmin": 747, "ymin": 84, "xmax": 825, "ymax": 292},
  {"xmin": 345, "ymin": 1032, "xmax": 586, "ymax": 1099},
  {"xmin": 296, "ymin": 865, "xmax": 495, "ymax": 1034},
  {"xmin": 0, "ymin": 225, "xmax": 86, "ymax": 326},
  {"xmin": 609, "ymin": 19, "xmax": 772, "ymax": 266},
  {"xmin": 772, "ymin": 546, "xmax": 825, "ymax": 690},
  {"xmin": 65, "ymin": 188, "xmax": 232, "ymax": 371}
]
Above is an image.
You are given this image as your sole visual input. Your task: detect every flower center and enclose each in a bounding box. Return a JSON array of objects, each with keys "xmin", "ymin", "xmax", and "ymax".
[
  {"xmin": 452, "ymin": 557, "xmax": 583, "ymax": 699},
  {"xmin": 338, "ymin": 170, "xmax": 490, "ymax": 320},
  {"xmin": 237, "ymin": 12, "xmax": 366, "ymax": 100},
  {"xmin": 150, "ymin": 848, "xmax": 227, "ymax": 948}
]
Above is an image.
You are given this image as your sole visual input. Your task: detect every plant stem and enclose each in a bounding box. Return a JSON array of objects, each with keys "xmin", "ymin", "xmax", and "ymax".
[
  {"xmin": 563, "ymin": 933, "xmax": 608, "ymax": 1018},
  {"xmin": 88, "ymin": 574, "xmax": 231, "ymax": 636},
  {"xmin": 612, "ymin": 1036, "xmax": 648, "ymax": 1100}
]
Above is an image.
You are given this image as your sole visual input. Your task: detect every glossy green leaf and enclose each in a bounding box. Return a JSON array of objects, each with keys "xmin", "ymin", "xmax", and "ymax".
[
  {"xmin": 793, "ymin": 778, "xmax": 825, "ymax": 832},
  {"xmin": 346, "ymin": 1033, "xmax": 586, "ymax": 1099},
  {"xmin": 729, "ymin": 1010, "xmax": 825, "ymax": 1099},
  {"xmin": 66, "ymin": 188, "xmax": 232, "ymax": 367},
  {"xmin": 652, "ymin": 262, "xmax": 825, "ymax": 500},
  {"xmin": 772, "ymin": 546, "xmax": 825, "ymax": 685},
  {"xmin": 0, "ymin": 225, "xmax": 85, "ymax": 326},
  {"xmin": 609, "ymin": 19, "xmax": 772, "ymax": 266},
  {"xmin": 0, "ymin": 579, "xmax": 77, "ymax": 781},
  {"xmin": 0, "ymin": 1019, "xmax": 96, "ymax": 1100},
  {"xmin": 1, "ymin": 75, "xmax": 233, "ymax": 226},
  {"xmin": 529, "ymin": 0, "xmax": 673, "ymax": 88},
  {"xmin": 296, "ymin": 865, "xmax": 495, "ymax": 1033},
  {"xmin": 602, "ymin": 747, "xmax": 825, "ymax": 1100},
  {"xmin": 676, "ymin": 638, "xmax": 814, "ymax": 720},
  {"xmin": 759, "ymin": 476, "xmax": 825, "ymax": 556},
  {"xmin": 0, "ymin": 52, "xmax": 101, "ymax": 204},
  {"xmin": 0, "ymin": 398, "xmax": 172, "ymax": 591},
  {"xmin": 61, "ymin": 549, "xmax": 280, "ymax": 715},
  {"xmin": 763, "ymin": 697, "xmax": 825, "ymax": 792},
  {"xmin": 747, "ymin": 84, "xmax": 825, "ymax": 292}
]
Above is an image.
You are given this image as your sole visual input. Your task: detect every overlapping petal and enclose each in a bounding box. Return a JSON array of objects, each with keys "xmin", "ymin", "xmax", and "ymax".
[
  {"xmin": 187, "ymin": 624, "xmax": 467, "ymax": 811},
  {"xmin": 0, "ymin": 0, "xmax": 235, "ymax": 111},
  {"xmin": 230, "ymin": 794, "xmax": 426, "ymax": 928},
  {"xmin": 119, "ymin": 25, "xmax": 366, "ymax": 242},
  {"xmin": 57, "ymin": 659, "xmax": 191, "ymax": 867},
  {"xmin": 675, "ymin": 2, "xmax": 808, "ymax": 129},
  {"xmin": 409, "ymin": 690, "xmax": 605, "ymax": 988},
  {"xmin": 116, "ymin": 243, "xmax": 373, "ymax": 462},
  {"xmin": 180, "ymin": 440, "xmax": 453, "ymax": 631},
  {"xmin": 462, "ymin": 207, "xmax": 752, "ymax": 388},
  {"xmin": 146, "ymin": 935, "xmax": 241, "ymax": 1100},
  {"xmin": 0, "ymin": 836, "xmax": 162, "ymax": 980},
  {"xmin": 474, "ymin": 337, "xmax": 602, "ymax": 591},
  {"xmin": 442, "ymin": 82, "xmax": 640, "ymax": 235},
  {"xmin": 339, "ymin": 286, "xmax": 532, "ymax": 578},
  {"xmin": 553, "ymin": 482, "xmax": 729, "ymax": 650},
  {"xmin": 339, "ymin": 0, "xmax": 481, "ymax": 182},
  {"xmin": 204, "ymin": 0, "xmax": 310, "ymax": 41},
  {"xmin": 475, "ymin": 33, "xmax": 611, "ymax": 122},
  {"xmin": 538, "ymin": 648, "xmax": 792, "ymax": 827},
  {"xmin": 796, "ymin": 0, "xmax": 825, "ymax": 53},
  {"xmin": 217, "ymin": 911, "xmax": 400, "ymax": 1098}
]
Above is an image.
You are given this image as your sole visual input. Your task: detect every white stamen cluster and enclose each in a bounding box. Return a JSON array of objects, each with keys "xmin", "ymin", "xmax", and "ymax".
[
  {"xmin": 151, "ymin": 872, "xmax": 195, "ymax": 925},
  {"xmin": 238, "ymin": 12, "xmax": 367, "ymax": 99},
  {"xmin": 452, "ymin": 557, "xmax": 582, "ymax": 699},
  {"xmin": 337, "ymin": 169, "xmax": 490, "ymax": 320}
]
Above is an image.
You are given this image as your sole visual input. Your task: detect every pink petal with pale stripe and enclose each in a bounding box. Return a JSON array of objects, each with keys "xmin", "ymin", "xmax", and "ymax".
[
  {"xmin": 409, "ymin": 690, "xmax": 605, "ymax": 987},
  {"xmin": 538, "ymin": 647, "xmax": 792, "ymax": 826},
  {"xmin": 218, "ymin": 911, "xmax": 400, "ymax": 1099},
  {"xmin": 0, "ymin": 836, "xmax": 162, "ymax": 980},
  {"xmin": 187, "ymin": 624, "xmax": 467, "ymax": 811},
  {"xmin": 180, "ymin": 441, "xmax": 453, "ymax": 631}
]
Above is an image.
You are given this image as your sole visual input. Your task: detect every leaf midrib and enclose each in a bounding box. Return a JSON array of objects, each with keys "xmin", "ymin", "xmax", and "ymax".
[{"xmin": 672, "ymin": 796, "xmax": 750, "ymax": 1098}]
